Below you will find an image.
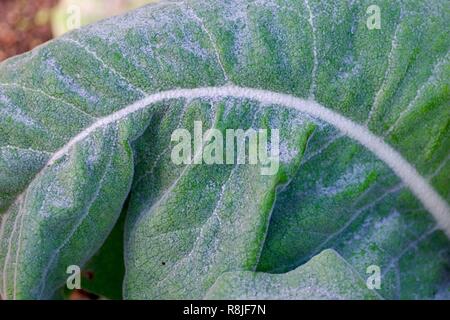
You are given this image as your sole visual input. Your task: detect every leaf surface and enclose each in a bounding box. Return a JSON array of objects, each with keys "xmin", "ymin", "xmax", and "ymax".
[
  {"xmin": 206, "ymin": 249, "xmax": 381, "ymax": 300},
  {"xmin": 0, "ymin": 0, "xmax": 448, "ymax": 299}
]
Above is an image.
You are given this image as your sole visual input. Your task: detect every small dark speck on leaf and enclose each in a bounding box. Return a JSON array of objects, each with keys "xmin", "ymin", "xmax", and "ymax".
[{"xmin": 82, "ymin": 270, "xmax": 95, "ymax": 280}]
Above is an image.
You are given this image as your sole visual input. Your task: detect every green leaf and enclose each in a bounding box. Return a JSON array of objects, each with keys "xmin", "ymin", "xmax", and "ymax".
[
  {"xmin": 0, "ymin": 0, "xmax": 449, "ymax": 300},
  {"xmin": 205, "ymin": 249, "xmax": 381, "ymax": 300},
  {"xmin": 123, "ymin": 98, "xmax": 313, "ymax": 299},
  {"xmin": 258, "ymin": 135, "xmax": 450, "ymax": 299},
  {"xmin": 80, "ymin": 203, "xmax": 127, "ymax": 300}
]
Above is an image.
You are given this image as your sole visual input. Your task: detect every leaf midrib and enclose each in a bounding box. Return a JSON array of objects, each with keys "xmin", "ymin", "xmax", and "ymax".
[{"xmin": 3, "ymin": 86, "xmax": 450, "ymax": 243}]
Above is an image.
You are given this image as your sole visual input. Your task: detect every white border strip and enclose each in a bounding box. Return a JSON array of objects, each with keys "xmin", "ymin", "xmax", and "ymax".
[{"xmin": 43, "ymin": 85, "xmax": 450, "ymax": 237}]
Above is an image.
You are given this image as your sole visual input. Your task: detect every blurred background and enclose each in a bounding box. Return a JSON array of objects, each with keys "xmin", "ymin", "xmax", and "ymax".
[{"xmin": 0, "ymin": 0, "xmax": 158, "ymax": 62}]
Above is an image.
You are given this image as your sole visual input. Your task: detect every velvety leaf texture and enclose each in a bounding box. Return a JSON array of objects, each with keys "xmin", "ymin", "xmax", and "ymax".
[
  {"xmin": 0, "ymin": 0, "xmax": 449, "ymax": 300},
  {"xmin": 206, "ymin": 249, "xmax": 381, "ymax": 300}
]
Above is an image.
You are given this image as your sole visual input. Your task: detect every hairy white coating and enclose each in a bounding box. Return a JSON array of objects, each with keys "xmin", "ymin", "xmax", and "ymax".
[{"xmin": 40, "ymin": 85, "xmax": 450, "ymax": 237}]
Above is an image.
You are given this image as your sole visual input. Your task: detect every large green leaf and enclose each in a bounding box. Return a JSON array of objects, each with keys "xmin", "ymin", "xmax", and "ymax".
[
  {"xmin": 206, "ymin": 249, "xmax": 381, "ymax": 300},
  {"xmin": 0, "ymin": 0, "xmax": 449, "ymax": 300}
]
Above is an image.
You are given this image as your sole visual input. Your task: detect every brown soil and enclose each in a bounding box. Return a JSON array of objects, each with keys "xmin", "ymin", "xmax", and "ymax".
[{"xmin": 0, "ymin": 0, "xmax": 58, "ymax": 62}]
